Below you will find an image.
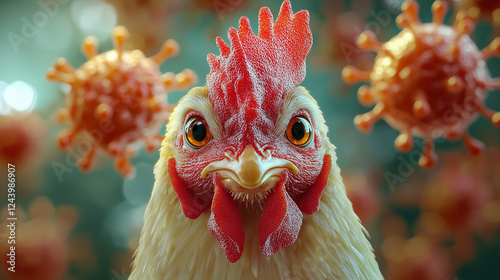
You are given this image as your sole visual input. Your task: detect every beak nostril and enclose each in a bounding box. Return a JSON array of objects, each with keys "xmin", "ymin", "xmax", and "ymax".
[
  {"xmin": 261, "ymin": 145, "xmax": 273, "ymax": 158},
  {"xmin": 224, "ymin": 149, "xmax": 236, "ymax": 160}
]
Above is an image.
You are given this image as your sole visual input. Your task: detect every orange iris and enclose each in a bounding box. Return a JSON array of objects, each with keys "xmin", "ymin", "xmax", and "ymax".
[
  {"xmin": 285, "ymin": 116, "xmax": 312, "ymax": 147},
  {"xmin": 185, "ymin": 116, "xmax": 211, "ymax": 148}
]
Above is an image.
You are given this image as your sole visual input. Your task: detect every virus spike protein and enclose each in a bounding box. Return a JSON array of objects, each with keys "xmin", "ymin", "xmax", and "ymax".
[
  {"xmin": 432, "ymin": 0, "xmax": 448, "ymax": 25},
  {"xmin": 47, "ymin": 26, "xmax": 197, "ymax": 177},
  {"xmin": 342, "ymin": 0, "xmax": 500, "ymax": 168},
  {"xmin": 82, "ymin": 36, "xmax": 98, "ymax": 59},
  {"xmin": 401, "ymin": 0, "xmax": 421, "ymax": 25}
]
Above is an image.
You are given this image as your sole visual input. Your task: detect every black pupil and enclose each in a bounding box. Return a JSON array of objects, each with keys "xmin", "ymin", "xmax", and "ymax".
[
  {"xmin": 192, "ymin": 121, "xmax": 207, "ymax": 142},
  {"xmin": 292, "ymin": 120, "xmax": 306, "ymax": 140}
]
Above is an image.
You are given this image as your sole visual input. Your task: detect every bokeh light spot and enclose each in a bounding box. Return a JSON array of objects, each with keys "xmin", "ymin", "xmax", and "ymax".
[
  {"xmin": 122, "ymin": 162, "xmax": 154, "ymax": 206},
  {"xmin": 72, "ymin": 0, "xmax": 117, "ymax": 41},
  {"xmin": 3, "ymin": 81, "xmax": 36, "ymax": 112}
]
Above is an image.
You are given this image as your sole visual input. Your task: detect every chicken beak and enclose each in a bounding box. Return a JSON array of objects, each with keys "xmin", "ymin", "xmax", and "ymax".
[
  {"xmin": 201, "ymin": 145, "xmax": 298, "ymax": 190},
  {"xmin": 204, "ymin": 145, "xmax": 300, "ymax": 262},
  {"xmin": 203, "ymin": 152, "xmax": 333, "ymax": 262}
]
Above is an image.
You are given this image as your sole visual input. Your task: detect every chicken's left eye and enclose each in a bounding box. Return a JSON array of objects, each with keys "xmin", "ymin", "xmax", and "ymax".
[
  {"xmin": 285, "ymin": 116, "xmax": 312, "ymax": 147},
  {"xmin": 185, "ymin": 116, "xmax": 212, "ymax": 148}
]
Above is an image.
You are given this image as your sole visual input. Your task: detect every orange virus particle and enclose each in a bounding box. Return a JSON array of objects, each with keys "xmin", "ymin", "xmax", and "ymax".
[
  {"xmin": 105, "ymin": 0, "xmax": 182, "ymax": 54},
  {"xmin": 382, "ymin": 236, "xmax": 452, "ymax": 280},
  {"xmin": 0, "ymin": 112, "xmax": 46, "ymax": 169},
  {"xmin": 419, "ymin": 153, "xmax": 492, "ymax": 234},
  {"xmin": 192, "ymin": 0, "xmax": 250, "ymax": 15},
  {"xmin": 415, "ymin": 151, "xmax": 500, "ymax": 259},
  {"xmin": 47, "ymin": 26, "xmax": 196, "ymax": 177},
  {"xmin": 343, "ymin": 172, "xmax": 381, "ymax": 227},
  {"xmin": 454, "ymin": 0, "xmax": 500, "ymax": 26},
  {"xmin": 319, "ymin": 12, "xmax": 375, "ymax": 73},
  {"xmin": 0, "ymin": 197, "xmax": 79, "ymax": 280},
  {"xmin": 342, "ymin": 0, "xmax": 500, "ymax": 168}
]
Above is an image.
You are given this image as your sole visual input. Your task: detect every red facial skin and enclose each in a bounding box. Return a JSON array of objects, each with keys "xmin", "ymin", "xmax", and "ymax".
[
  {"xmin": 174, "ymin": 107, "xmax": 326, "ymax": 203},
  {"xmin": 167, "ymin": 1, "xmax": 332, "ymax": 262},
  {"xmin": 170, "ymin": 113, "xmax": 330, "ymax": 262}
]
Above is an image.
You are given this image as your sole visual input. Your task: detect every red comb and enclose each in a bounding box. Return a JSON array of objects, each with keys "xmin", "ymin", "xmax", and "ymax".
[{"xmin": 206, "ymin": 0, "xmax": 312, "ymax": 121}]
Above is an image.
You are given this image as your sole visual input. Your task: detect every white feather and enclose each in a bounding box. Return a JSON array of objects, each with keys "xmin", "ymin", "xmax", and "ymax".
[{"xmin": 130, "ymin": 86, "xmax": 383, "ymax": 280}]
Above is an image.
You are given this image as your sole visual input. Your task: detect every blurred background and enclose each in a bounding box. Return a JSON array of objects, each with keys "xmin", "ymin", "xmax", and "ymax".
[{"xmin": 0, "ymin": 0, "xmax": 499, "ymax": 279}]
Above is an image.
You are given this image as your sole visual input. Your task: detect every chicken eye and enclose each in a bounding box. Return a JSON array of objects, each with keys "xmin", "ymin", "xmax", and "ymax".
[
  {"xmin": 185, "ymin": 116, "xmax": 211, "ymax": 148},
  {"xmin": 285, "ymin": 116, "xmax": 312, "ymax": 147}
]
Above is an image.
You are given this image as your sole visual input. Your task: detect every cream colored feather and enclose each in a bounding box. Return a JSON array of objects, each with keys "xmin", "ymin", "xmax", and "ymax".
[{"xmin": 130, "ymin": 86, "xmax": 383, "ymax": 280}]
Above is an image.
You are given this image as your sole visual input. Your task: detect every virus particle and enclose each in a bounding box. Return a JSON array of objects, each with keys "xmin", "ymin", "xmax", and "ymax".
[
  {"xmin": 419, "ymin": 152, "xmax": 492, "ymax": 234},
  {"xmin": 343, "ymin": 172, "xmax": 381, "ymax": 227},
  {"xmin": 382, "ymin": 236, "xmax": 452, "ymax": 280},
  {"xmin": 47, "ymin": 26, "xmax": 196, "ymax": 177},
  {"xmin": 325, "ymin": 12, "xmax": 374, "ymax": 71},
  {"xmin": 415, "ymin": 151, "xmax": 499, "ymax": 263},
  {"xmin": 0, "ymin": 112, "xmax": 46, "ymax": 169},
  {"xmin": 0, "ymin": 112, "xmax": 47, "ymax": 195},
  {"xmin": 342, "ymin": 0, "xmax": 500, "ymax": 168},
  {"xmin": 317, "ymin": 0, "xmax": 375, "ymax": 72},
  {"xmin": 192, "ymin": 0, "xmax": 250, "ymax": 19},
  {"xmin": 105, "ymin": 0, "xmax": 181, "ymax": 54},
  {"xmin": 0, "ymin": 197, "xmax": 79, "ymax": 280},
  {"xmin": 454, "ymin": 0, "xmax": 500, "ymax": 27}
]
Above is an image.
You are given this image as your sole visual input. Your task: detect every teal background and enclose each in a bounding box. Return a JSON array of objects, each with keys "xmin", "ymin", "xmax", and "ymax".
[{"xmin": 0, "ymin": 0, "xmax": 499, "ymax": 279}]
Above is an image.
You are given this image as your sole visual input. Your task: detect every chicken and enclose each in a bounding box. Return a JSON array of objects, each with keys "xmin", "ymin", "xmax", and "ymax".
[{"xmin": 130, "ymin": 1, "xmax": 382, "ymax": 279}]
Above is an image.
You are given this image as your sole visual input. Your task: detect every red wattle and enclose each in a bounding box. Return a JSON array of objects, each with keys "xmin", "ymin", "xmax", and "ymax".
[
  {"xmin": 208, "ymin": 174, "xmax": 245, "ymax": 263},
  {"xmin": 258, "ymin": 172, "xmax": 303, "ymax": 256},
  {"xmin": 168, "ymin": 158, "xmax": 210, "ymax": 219},
  {"xmin": 294, "ymin": 154, "xmax": 332, "ymax": 215}
]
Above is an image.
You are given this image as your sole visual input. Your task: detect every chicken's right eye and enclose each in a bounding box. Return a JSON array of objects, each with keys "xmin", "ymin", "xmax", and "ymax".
[{"xmin": 185, "ymin": 116, "xmax": 212, "ymax": 148}]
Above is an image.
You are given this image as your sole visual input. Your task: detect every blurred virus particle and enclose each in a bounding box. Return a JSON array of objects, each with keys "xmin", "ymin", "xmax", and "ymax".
[
  {"xmin": 382, "ymin": 236, "xmax": 452, "ymax": 280},
  {"xmin": 416, "ymin": 151, "xmax": 498, "ymax": 262},
  {"xmin": 484, "ymin": 147, "xmax": 500, "ymax": 188},
  {"xmin": 414, "ymin": 151, "xmax": 498, "ymax": 264},
  {"xmin": 342, "ymin": 172, "xmax": 381, "ymax": 227},
  {"xmin": 191, "ymin": 0, "xmax": 250, "ymax": 20},
  {"xmin": 381, "ymin": 214, "xmax": 410, "ymax": 240},
  {"xmin": 481, "ymin": 197, "xmax": 500, "ymax": 241},
  {"xmin": 453, "ymin": 0, "xmax": 500, "ymax": 27},
  {"xmin": 105, "ymin": 0, "xmax": 181, "ymax": 54},
  {"xmin": 0, "ymin": 197, "xmax": 78, "ymax": 280},
  {"xmin": 47, "ymin": 26, "xmax": 196, "ymax": 178},
  {"xmin": 111, "ymin": 246, "xmax": 136, "ymax": 279},
  {"xmin": 342, "ymin": 0, "xmax": 500, "ymax": 168},
  {"xmin": 0, "ymin": 112, "xmax": 46, "ymax": 169},
  {"xmin": 482, "ymin": 148, "xmax": 500, "ymax": 237},
  {"xmin": 419, "ymin": 152, "xmax": 492, "ymax": 234},
  {"xmin": 391, "ymin": 180, "xmax": 425, "ymax": 208},
  {"xmin": 319, "ymin": 12, "xmax": 374, "ymax": 71}
]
